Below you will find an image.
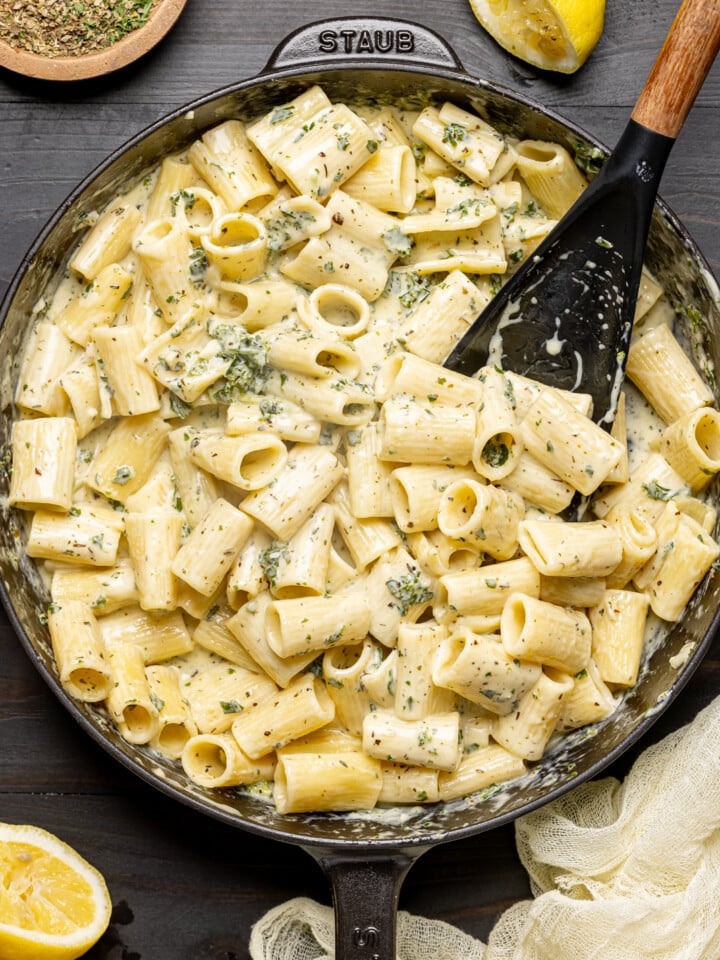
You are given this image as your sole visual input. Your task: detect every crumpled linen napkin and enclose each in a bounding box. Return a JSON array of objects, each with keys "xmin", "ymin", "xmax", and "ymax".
[{"xmin": 249, "ymin": 695, "xmax": 720, "ymax": 960}]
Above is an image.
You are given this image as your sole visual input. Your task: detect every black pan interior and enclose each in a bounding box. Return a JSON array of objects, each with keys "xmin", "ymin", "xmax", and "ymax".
[{"xmin": 1, "ymin": 60, "xmax": 719, "ymax": 851}]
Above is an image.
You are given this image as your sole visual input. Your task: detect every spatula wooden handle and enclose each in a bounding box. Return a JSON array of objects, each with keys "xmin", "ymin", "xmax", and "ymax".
[{"xmin": 632, "ymin": 0, "xmax": 720, "ymax": 138}]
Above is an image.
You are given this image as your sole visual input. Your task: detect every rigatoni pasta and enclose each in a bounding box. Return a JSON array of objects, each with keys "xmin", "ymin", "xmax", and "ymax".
[{"xmin": 9, "ymin": 84, "xmax": 719, "ymax": 818}]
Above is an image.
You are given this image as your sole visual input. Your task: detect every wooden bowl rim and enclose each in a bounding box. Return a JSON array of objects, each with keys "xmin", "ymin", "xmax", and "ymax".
[{"xmin": 0, "ymin": 0, "xmax": 188, "ymax": 81}]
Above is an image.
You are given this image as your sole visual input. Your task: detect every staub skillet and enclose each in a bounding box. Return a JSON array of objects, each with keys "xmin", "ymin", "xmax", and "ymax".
[{"xmin": 1, "ymin": 17, "xmax": 719, "ymax": 959}]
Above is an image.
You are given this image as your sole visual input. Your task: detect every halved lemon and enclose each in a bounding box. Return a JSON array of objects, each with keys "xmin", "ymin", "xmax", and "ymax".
[
  {"xmin": 0, "ymin": 822, "xmax": 112, "ymax": 960},
  {"xmin": 468, "ymin": 0, "xmax": 606, "ymax": 73}
]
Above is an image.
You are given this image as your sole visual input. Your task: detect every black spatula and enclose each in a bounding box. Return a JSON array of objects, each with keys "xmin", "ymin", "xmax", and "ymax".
[{"xmin": 444, "ymin": 0, "xmax": 720, "ymax": 427}]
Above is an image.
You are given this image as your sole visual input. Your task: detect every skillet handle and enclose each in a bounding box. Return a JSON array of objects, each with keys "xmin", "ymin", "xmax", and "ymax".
[
  {"xmin": 263, "ymin": 17, "xmax": 463, "ymax": 73},
  {"xmin": 306, "ymin": 849, "xmax": 421, "ymax": 960},
  {"xmin": 631, "ymin": 0, "xmax": 720, "ymax": 138}
]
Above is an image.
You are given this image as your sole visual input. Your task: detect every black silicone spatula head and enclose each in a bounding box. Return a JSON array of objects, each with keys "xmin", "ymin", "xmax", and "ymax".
[{"xmin": 444, "ymin": 0, "xmax": 720, "ymax": 426}]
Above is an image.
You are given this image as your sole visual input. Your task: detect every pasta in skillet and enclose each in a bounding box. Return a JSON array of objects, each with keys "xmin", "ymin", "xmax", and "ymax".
[{"xmin": 10, "ymin": 85, "xmax": 720, "ymax": 814}]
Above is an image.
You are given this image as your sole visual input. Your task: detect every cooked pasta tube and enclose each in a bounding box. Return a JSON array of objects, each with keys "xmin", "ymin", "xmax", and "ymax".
[
  {"xmin": 187, "ymin": 119, "xmax": 278, "ymax": 211},
  {"xmin": 362, "ymin": 709, "xmax": 461, "ymax": 771},
  {"xmin": 472, "ymin": 367, "xmax": 522, "ymax": 480},
  {"xmin": 538, "ymin": 576, "xmax": 607, "ymax": 609},
  {"xmin": 379, "ymin": 396, "xmax": 475, "ymax": 465},
  {"xmin": 91, "ymin": 325, "xmax": 160, "ymax": 416},
  {"xmin": 281, "ymin": 191, "xmax": 398, "ymax": 301},
  {"xmin": 240, "ymin": 444, "xmax": 343, "ymax": 539},
  {"xmin": 171, "ymin": 498, "xmax": 253, "ymax": 596},
  {"xmin": 361, "ymin": 649, "xmax": 398, "ymax": 709},
  {"xmin": 132, "ymin": 217, "xmax": 196, "ymax": 323},
  {"xmin": 328, "ymin": 480, "xmax": 402, "ymax": 570},
  {"xmin": 432, "ymin": 626, "xmax": 540, "ymax": 715},
  {"xmin": 146, "ymin": 158, "xmax": 206, "ymax": 222},
  {"xmin": 16, "ymin": 321, "xmax": 78, "ymax": 416},
  {"xmin": 231, "ymin": 674, "xmax": 335, "ymax": 758},
  {"xmin": 50, "ymin": 558, "xmax": 139, "ymax": 615},
  {"xmin": 394, "ymin": 622, "xmax": 455, "ymax": 721},
  {"xmin": 56, "ymin": 263, "xmax": 134, "ymax": 345},
  {"xmin": 27, "ymin": 505, "xmax": 123, "ymax": 567},
  {"xmin": 263, "ymin": 329, "xmax": 361, "ymax": 380},
  {"xmin": 226, "ymin": 396, "xmax": 321, "ymax": 445},
  {"xmin": 657, "ymin": 406, "xmax": 720, "ymax": 491},
  {"xmin": 557, "ymin": 658, "xmax": 617, "ymax": 731},
  {"xmin": 501, "ymin": 593, "xmax": 592, "ymax": 674},
  {"xmin": 438, "ymin": 480, "xmax": 524, "ymax": 560},
  {"xmin": 438, "ymin": 744, "xmax": 526, "ymax": 802},
  {"xmin": 70, "ymin": 202, "xmax": 142, "ymax": 280},
  {"xmin": 265, "ymin": 592, "xmax": 370, "ymax": 658},
  {"xmin": 674, "ymin": 494, "xmax": 717, "ymax": 533},
  {"xmin": 325, "ymin": 543, "xmax": 359, "ymax": 593},
  {"xmin": 183, "ymin": 662, "xmax": 278, "ymax": 735},
  {"xmin": 215, "ymin": 278, "xmax": 298, "ymax": 330},
  {"xmin": 106, "ymin": 643, "xmax": 159, "ymax": 745},
  {"xmin": 192, "ymin": 613, "xmax": 260, "ymax": 673},
  {"xmin": 343, "ymin": 143, "xmax": 416, "ymax": 213},
  {"xmin": 125, "ymin": 511, "xmax": 184, "ymax": 611},
  {"xmin": 626, "ymin": 323, "xmax": 713, "ymax": 424},
  {"xmin": 59, "ymin": 352, "xmax": 102, "ymax": 438},
  {"xmin": 394, "ymin": 270, "xmax": 490, "ymax": 364},
  {"xmin": 267, "ymin": 503, "xmax": 334, "ymax": 600},
  {"xmin": 407, "ymin": 529, "xmax": 484, "ymax": 578},
  {"xmin": 635, "ymin": 507, "xmax": 719, "ymax": 621},
  {"xmin": 264, "ymin": 369, "xmax": 375, "ymax": 426},
  {"xmin": 520, "ymin": 389, "xmax": 623, "ymax": 496},
  {"xmin": 260, "ymin": 193, "xmax": 332, "ymax": 252},
  {"xmin": 146, "ymin": 664, "xmax": 198, "ymax": 759},
  {"xmin": 606, "ymin": 390, "xmax": 629, "ymax": 484},
  {"xmin": 375, "ymin": 351, "xmax": 485, "ymax": 406},
  {"xmin": 250, "ymin": 97, "xmax": 375, "ymax": 199},
  {"xmin": 514, "ymin": 140, "xmax": 587, "ymax": 218},
  {"xmin": 182, "ymin": 733, "xmax": 276, "ymax": 789},
  {"xmin": 188, "ymin": 431, "xmax": 288, "ymax": 491},
  {"xmin": 346, "ymin": 423, "xmax": 395, "ymax": 519},
  {"xmin": 322, "ymin": 640, "xmax": 384, "ymax": 737},
  {"xmin": 48, "ymin": 600, "xmax": 112, "ymax": 702},
  {"xmin": 491, "ymin": 668, "xmax": 574, "ymax": 761},
  {"xmin": 98, "ymin": 606, "xmax": 193, "ymax": 664},
  {"xmin": 604, "ymin": 504, "xmax": 658, "ymax": 589},
  {"xmin": 176, "ymin": 581, "xmax": 224, "ymax": 620},
  {"xmin": 227, "ymin": 593, "xmax": 318, "ymax": 688},
  {"xmin": 9, "ymin": 417, "xmax": 77, "ymax": 513},
  {"xmin": 84, "ymin": 412, "xmax": 170, "ymax": 503},
  {"xmin": 390, "ymin": 464, "xmax": 479, "ymax": 533},
  {"xmin": 589, "ymin": 589, "xmax": 650, "ymax": 687},
  {"xmin": 591, "ymin": 452, "xmax": 687, "ymax": 524},
  {"xmin": 412, "ymin": 103, "xmax": 507, "ymax": 186},
  {"xmin": 379, "ymin": 763, "xmax": 440, "ymax": 804},
  {"xmin": 226, "ymin": 527, "xmax": 271, "ymax": 608},
  {"xmin": 440, "ymin": 557, "xmax": 541, "ymax": 617},
  {"xmin": 302, "ymin": 284, "xmax": 371, "ymax": 339},
  {"xmin": 274, "ymin": 750, "xmax": 382, "ymax": 814},
  {"xmin": 517, "ymin": 519, "xmax": 622, "ymax": 578},
  {"xmin": 167, "ymin": 426, "xmax": 220, "ymax": 529},
  {"xmin": 201, "ymin": 212, "xmax": 267, "ymax": 282},
  {"xmin": 365, "ymin": 547, "xmax": 435, "ymax": 646}
]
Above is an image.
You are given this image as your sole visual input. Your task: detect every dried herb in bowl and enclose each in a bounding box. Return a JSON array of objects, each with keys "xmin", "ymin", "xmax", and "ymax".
[{"xmin": 0, "ymin": 0, "xmax": 157, "ymax": 58}]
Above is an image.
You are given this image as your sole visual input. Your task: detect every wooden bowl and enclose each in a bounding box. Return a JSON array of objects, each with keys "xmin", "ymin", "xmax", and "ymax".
[{"xmin": 0, "ymin": 0, "xmax": 188, "ymax": 81}]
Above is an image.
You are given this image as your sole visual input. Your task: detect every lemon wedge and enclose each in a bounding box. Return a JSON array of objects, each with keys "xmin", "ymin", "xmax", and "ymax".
[
  {"xmin": 468, "ymin": 0, "xmax": 605, "ymax": 73},
  {"xmin": 0, "ymin": 822, "xmax": 112, "ymax": 960}
]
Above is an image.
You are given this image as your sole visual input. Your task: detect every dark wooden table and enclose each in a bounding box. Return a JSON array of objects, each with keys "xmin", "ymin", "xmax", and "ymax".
[{"xmin": 1, "ymin": 2, "xmax": 719, "ymax": 957}]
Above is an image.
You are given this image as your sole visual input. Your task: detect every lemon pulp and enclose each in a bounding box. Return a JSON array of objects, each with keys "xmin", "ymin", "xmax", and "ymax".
[
  {"xmin": 0, "ymin": 824, "xmax": 111, "ymax": 960},
  {"xmin": 470, "ymin": 0, "xmax": 605, "ymax": 73}
]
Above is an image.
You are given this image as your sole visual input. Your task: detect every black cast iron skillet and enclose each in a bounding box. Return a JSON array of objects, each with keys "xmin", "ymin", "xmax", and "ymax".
[{"xmin": 1, "ymin": 18, "xmax": 720, "ymax": 960}]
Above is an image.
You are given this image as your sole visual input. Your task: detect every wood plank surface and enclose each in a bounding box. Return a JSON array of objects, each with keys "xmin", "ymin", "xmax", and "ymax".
[{"xmin": 1, "ymin": 1, "xmax": 719, "ymax": 957}]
